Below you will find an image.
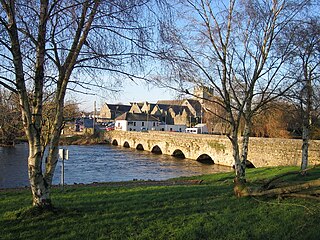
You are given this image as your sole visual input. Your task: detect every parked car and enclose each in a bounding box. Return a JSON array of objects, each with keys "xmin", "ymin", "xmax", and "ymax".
[
  {"xmin": 106, "ymin": 125, "xmax": 114, "ymax": 131},
  {"xmin": 106, "ymin": 122, "xmax": 115, "ymax": 131}
]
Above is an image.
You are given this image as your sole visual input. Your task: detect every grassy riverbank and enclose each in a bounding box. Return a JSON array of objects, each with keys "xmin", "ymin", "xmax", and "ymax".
[{"xmin": 1, "ymin": 167, "xmax": 320, "ymax": 240}]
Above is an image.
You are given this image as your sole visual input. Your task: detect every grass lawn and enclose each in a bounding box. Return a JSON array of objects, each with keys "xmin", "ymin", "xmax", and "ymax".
[{"xmin": 0, "ymin": 166, "xmax": 319, "ymax": 240}]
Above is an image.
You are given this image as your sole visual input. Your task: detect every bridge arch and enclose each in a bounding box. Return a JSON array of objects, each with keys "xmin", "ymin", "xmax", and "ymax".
[
  {"xmin": 245, "ymin": 160, "xmax": 255, "ymax": 168},
  {"xmin": 136, "ymin": 144, "xmax": 144, "ymax": 151},
  {"xmin": 123, "ymin": 141, "xmax": 130, "ymax": 148},
  {"xmin": 197, "ymin": 154, "xmax": 214, "ymax": 164},
  {"xmin": 172, "ymin": 149, "xmax": 185, "ymax": 159},
  {"xmin": 151, "ymin": 145, "xmax": 162, "ymax": 154},
  {"xmin": 232, "ymin": 160, "xmax": 256, "ymax": 169},
  {"xmin": 112, "ymin": 139, "xmax": 118, "ymax": 146}
]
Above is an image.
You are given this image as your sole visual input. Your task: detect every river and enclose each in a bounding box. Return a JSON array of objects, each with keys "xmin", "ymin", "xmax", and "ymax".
[{"xmin": 0, "ymin": 143, "xmax": 232, "ymax": 189}]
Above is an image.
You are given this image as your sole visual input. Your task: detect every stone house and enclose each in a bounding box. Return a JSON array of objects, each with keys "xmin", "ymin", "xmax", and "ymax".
[
  {"xmin": 167, "ymin": 105, "xmax": 190, "ymax": 125},
  {"xmin": 128, "ymin": 101, "xmax": 157, "ymax": 114},
  {"xmin": 149, "ymin": 103, "xmax": 189, "ymax": 125},
  {"xmin": 199, "ymin": 93, "xmax": 229, "ymax": 134},
  {"xmin": 156, "ymin": 99, "xmax": 203, "ymax": 126},
  {"xmin": 141, "ymin": 102, "xmax": 156, "ymax": 113},
  {"xmin": 100, "ymin": 103, "xmax": 131, "ymax": 121},
  {"xmin": 129, "ymin": 102, "xmax": 144, "ymax": 113}
]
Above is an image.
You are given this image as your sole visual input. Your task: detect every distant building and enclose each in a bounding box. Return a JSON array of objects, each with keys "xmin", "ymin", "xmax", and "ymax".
[
  {"xmin": 127, "ymin": 102, "xmax": 140, "ymax": 113},
  {"xmin": 98, "ymin": 87, "xmax": 223, "ymax": 132},
  {"xmin": 193, "ymin": 86, "xmax": 214, "ymax": 103},
  {"xmin": 115, "ymin": 112, "xmax": 161, "ymax": 132},
  {"xmin": 156, "ymin": 99, "xmax": 203, "ymax": 126},
  {"xmin": 100, "ymin": 103, "xmax": 131, "ymax": 121},
  {"xmin": 158, "ymin": 124, "xmax": 186, "ymax": 132},
  {"xmin": 141, "ymin": 102, "xmax": 157, "ymax": 114}
]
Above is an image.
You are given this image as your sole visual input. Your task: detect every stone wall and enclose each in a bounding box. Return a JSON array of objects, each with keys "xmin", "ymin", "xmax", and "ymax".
[
  {"xmin": 105, "ymin": 131, "xmax": 320, "ymax": 167},
  {"xmin": 247, "ymin": 137, "xmax": 320, "ymax": 167}
]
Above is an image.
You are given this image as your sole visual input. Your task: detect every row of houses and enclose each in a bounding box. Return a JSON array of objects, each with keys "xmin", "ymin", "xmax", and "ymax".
[
  {"xmin": 115, "ymin": 112, "xmax": 187, "ymax": 132},
  {"xmin": 77, "ymin": 87, "xmax": 227, "ymax": 134},
  {"xmin": 97, "ymin": 94, "xmax": 207, "ymax": 132}
]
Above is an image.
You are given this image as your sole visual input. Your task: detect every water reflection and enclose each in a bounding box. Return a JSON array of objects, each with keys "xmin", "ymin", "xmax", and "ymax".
[{"xmin": 0, "ymin": 144, "xmax": 232, "ymax": 189}]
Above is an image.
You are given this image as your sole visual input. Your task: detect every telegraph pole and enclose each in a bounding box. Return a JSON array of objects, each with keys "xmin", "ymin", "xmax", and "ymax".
[{"xmin": 93, "ymin": 101, "xmax": 96, "ymax": 134}]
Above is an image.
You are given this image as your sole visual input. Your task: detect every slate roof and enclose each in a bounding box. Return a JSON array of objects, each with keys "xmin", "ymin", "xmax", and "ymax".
[
  {"xmin": 156, "ymin": 100, "xmax": 184, "ymax": 105},
  {"xmin": 107, "ymin": 104, "xmax": 131, "ymax": 112},
  {"xmin": 155, "ymin": 104, "xmax": 172, "ymax": 111},
  {"xmin": 116, "ymin": 112, "xmax": 160, "ymax": 122},
  {"xmin": 169, "ymin": 105, "xmax": 191, "ymax": 115},
  {"xmin": 130, "ymin": 102, "xmax": 144, "ymax": 108},
  {"xmin": 147, "ymin": 103, "xmax": 157, "ymax": 110},
  {"xmin": 184, "ymin": 99, "xmax": 202, "ymax": 115},
  {"xmin": 156, "ymin": 99, "xmax": 202, "ymax": 116}
]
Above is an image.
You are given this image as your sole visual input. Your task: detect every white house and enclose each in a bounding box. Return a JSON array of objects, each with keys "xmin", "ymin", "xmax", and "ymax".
[
  {"xmin": 115, "ymin": 112, "xmax": 161, "ymax": 131},
  {"xmin": 158, "ymin": 124, "xmax": 186, "ymax": 132}
]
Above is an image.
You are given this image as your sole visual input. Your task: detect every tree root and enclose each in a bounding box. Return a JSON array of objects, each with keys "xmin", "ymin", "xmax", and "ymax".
[{"xmin": 15, "ymin": 204, "xmax": 59, "ymax": 220}]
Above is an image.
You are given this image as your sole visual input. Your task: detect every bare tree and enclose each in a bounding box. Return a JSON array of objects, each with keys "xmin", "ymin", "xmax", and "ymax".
[
  {"xmin": 251, "ymin": 101, "xmax": 292, "ymax": 138},
  {"xmin": 157, "ymin": 0, "xmax": 306, "ymax": 183},
  {"xmin": 0, "ymin": 0, "xmax": 161, "ymax": 207},
  {"xmin": 285, "ymin": 16, "xmax": 320, "ymax": 171},
  {"xmin": 0, "ymin": 88, "xmax": 22, "ymax": 145}
]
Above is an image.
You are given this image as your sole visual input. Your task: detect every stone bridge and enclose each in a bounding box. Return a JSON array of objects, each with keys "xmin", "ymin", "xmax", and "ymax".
[{"xmin": 105, "ymin": 131, "xmax": 320, "ymax": 167}]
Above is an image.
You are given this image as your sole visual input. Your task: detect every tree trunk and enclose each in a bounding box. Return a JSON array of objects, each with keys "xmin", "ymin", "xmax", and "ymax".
[
  {"xmin": 301, "ymin": 67, "xmax": 312, "ymax": 172},
  {"xmin": 28, "ymin": 141, "xmax": 51, "ymax": 207},
  {"xmin": 231, "ymin": 130, "xmax": 245, "ymax": 181},
  {"xmin": 241, "ymin": 120, "xmax": 251, "ymax": 168},
  {"xmin": 301, "ymin": 123, "xmax": 310, "ymax": 171},
  {"xmin": 44, "ymin": 120, "xmax": 63, "ymax": 186}
]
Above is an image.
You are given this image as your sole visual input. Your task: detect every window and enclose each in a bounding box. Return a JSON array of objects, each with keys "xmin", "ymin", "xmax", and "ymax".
[
  {"xmin": 133, "ymin": 122, "xmax": 136, "ymax": 126},
  {"xmin": 153, "ymin": 122, "xmax": 155, "ymax": 126},
  {"xmin": 142, "ymin": 122, "xmax": 145, "ymax": 126}
]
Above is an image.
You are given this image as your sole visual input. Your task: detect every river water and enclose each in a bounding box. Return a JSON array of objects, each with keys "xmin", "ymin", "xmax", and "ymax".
[{"xmin": 0, "ymin": 143, "xmax": 232, "ymax": 189}]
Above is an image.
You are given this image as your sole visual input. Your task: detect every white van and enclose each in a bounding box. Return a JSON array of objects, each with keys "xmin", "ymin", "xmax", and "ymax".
[
  {"xmin": 185, "ymin": 127, "xmax": 201, "ymax": 134},
  {"xmin": 185, "ymin": 124, "xmax": 208, "ymax": 134}
]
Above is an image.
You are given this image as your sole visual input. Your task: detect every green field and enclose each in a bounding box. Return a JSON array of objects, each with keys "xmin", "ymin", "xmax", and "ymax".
[{"xmin": 1, "ymin": 167, "xmax": 319, "ymax": 240}]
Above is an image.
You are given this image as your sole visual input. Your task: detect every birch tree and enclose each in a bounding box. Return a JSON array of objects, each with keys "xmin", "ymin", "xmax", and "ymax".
[
  {"xmin": 157, "ymin": 0, "xmax": 306, "ymax": 183},
  {"xmin": 0, "ymin": 0, "xmax": 159, "ymax": 208},
  {"xmin": 286, "ymin": 18, "xmax": 320, "ymax": 171}
]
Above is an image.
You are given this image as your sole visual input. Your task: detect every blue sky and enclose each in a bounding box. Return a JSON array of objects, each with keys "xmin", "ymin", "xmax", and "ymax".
[{"xmin": 75, "ymin": 81, "xmax": 176, "ymax": 112}]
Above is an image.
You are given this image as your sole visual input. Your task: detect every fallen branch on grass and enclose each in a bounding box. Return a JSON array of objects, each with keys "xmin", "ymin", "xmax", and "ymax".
[
  {"xmin": 261, "ymin": 165, "xmax": 319, "ymax": 191},
  {"xmin": 234, "ymin": 175, "xmax": 320, "ymax": 200}
]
